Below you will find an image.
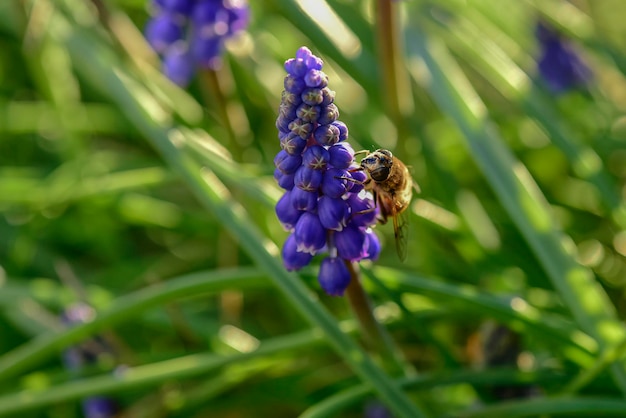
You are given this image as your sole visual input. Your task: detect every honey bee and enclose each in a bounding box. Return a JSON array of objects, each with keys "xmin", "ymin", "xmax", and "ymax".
[{"xmin": 357, "ymin": 149, "xmax": 419, "ymax": 261}]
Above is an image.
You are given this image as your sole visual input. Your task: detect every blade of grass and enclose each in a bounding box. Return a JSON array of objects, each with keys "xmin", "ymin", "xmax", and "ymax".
[
  {"xmin": 404, "ymin": 25, "xmax": 626, "ymax": 392},
  {"xmin": 300, "ymin": 368, "xmax": 568, "ymax": 418},
  {"xmin": 457, "ymin": 397, "xmax": 626, "ymax": 418},
  {"xmin": 0, "ymin": 327, "xmax": 331, "ymax": 415},
  {"xmin": 0, "ymin": 268, "xmax": 267, "ymax": 380},
  {"xmin": 424, "ymin": 9, "xmax": 624, "ymax": 218},
  {"xmin": 365, "ymin": 266, "xmax": 597, "ymax": 365}
]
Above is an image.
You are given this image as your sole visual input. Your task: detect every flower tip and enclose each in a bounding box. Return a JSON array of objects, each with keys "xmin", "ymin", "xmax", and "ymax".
[{"xmin": 318, "ymin": 257, "xmax": 351, "ymax": 296}]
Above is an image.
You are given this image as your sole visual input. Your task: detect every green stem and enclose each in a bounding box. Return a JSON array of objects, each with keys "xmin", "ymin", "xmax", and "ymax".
[
  {"xmin": 561, "ymin": 337, "xmax": 626, "ymax": 395},
  {"xmin": 345, "ymin": 261, "xmax": 413, "ymax": 377}
]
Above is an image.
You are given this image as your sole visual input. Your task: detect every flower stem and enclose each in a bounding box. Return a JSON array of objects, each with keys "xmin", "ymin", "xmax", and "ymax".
[
  {"xmin": 344, "ymin": 261, "xmax": 414, "ymax": 377},
  {"xmin": 374, "ymin": 0, "xmax": 413, "ymax": 129},
  {"xmin": 199, "ymin": 68, "xmax": 238, "ymax": 151}
]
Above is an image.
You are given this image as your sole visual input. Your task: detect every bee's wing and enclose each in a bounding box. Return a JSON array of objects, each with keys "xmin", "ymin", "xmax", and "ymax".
[{"xmin": 392, "ymin": 204, "xmax": 410, "ymax": 262}]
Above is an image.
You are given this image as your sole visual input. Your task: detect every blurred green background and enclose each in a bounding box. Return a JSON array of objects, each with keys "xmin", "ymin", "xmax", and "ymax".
[{"xmin": 1, "ymin": 0, "xmax": 626, "ymax": 417}]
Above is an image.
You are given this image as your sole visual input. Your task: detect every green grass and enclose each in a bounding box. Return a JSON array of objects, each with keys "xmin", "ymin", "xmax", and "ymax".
[{"xmin": 1, "ymin": 0, "xmax": 626, "ymax": 416}]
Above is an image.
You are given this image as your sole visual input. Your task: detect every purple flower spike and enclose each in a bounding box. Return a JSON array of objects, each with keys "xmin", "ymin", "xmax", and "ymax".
[
  {"xmin": 145, "ymin": 0, "xmax": 250, "ymax": 85},
  {"xmin": 318, "ymin": 257, "xmax": 351, "ymax": 296},
  {"xmin": 535, "ymin": 21, "xmax": 591, "ymax": 94},
  {"xmin": 273, "ymin": 47, "xmax": 381, "ymax": 296}
]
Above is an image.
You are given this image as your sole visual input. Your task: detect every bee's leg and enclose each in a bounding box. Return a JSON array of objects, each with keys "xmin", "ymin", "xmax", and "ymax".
[
  {"xmin": 335, "ymin": 175, "xmax": 370, "ymax": 187},
  {"xmin": 354, "ymin": 190, "xmax": 386, "ymax": 223},
  {"xmin": 376, "ymin": 192, "xmax": 388, "ymax": 224}
]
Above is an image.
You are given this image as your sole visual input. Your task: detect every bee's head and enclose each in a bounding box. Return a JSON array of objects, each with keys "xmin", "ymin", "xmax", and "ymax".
[{"xmin": 360, "ymin": 149, "xmax": 393, "ymax": 182}]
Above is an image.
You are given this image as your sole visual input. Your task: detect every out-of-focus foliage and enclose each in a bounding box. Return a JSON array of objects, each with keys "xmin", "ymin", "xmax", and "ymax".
[{"xmin": 0, "ymin": 0, "xmax": 626, "ymax": 417}]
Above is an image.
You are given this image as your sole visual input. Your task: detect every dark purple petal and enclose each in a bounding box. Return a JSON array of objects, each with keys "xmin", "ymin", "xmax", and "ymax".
[
  {"xmin": 305, "ymin": 53, "xmax": 324, "ymax": 71},
  {"xmin": 276, "ymin": 191, "xmax": 302, "ymax": 230},
  {"xmin": 304, "ymin": 69, "xmax": 328, "ymax": 88},
  {"xmin": 294, "ymin": 166, "xmax": 323, "ymax": 192},
  {"xmin": 274, "ymin": 150, "xmax": 302, "ymax": 174},
  {"xmin": 320, "ymin": 87, "xmax": 335, "ymax": 106},
  {"xmin": 276, "ymin": 114, "xmax": 291, "ymax": 133},
  {"xmin": 363, "ymin": 229, "xmax": 381, "ymax": 261},
  {"xmin": 318, "ymin": 103, "xmax": 339, "ymax": 125},
  {"xmin": 284, "ymin": 74, "xmax": 306, "ymax": 94},
  {"xmin": 328, "ymin": 143, "xmax": 354, "ymax": 169},
  {"xmin": 288, "ymin": 118, "xmax": 313, "ymax": 140},
  {"xmin": 145, "ymin": 14, "xmax": 183, "ymax": 53},
  {"xmin": 290, "ymin": 187, "xmax": 318, "ymax": 211},
  {"xmin": 301, "ymin": 87, "xmax": 324, "ymax": 106},
  {"xmin": 296, "ymin": 46, "xmax": 313, "ymax": 61},
  {"xmin": 332, "ymin": 121, "xmax": 348, "ymax": 141},
  {"xmin": 163, "ymin": 43, "xmax": 194, "ymax": 86},
  {"xmin": 284, "ymin": 58, "xmax": 308, "ymax": 77},
  {"xmin": 302, "ymin": 145, "xmax": 330, "ymax": 170},
  {"xmin": 274, "ymin": 168, "xmax": 294, "ymax": 190},
  {"xmin": 280, "ymin": 133, "xmax": 307, "ymax": 156},
  {"xmin": 282, "ymin": 234, "xmax": 313, "ymax": 270},
  {"xmin": 318, "ymin": 257, "xmax": 350, "ymax": 296},
  {"xmin": 335, "ymin": 224, "xmax": 366, "ymax": 261},
  {"xmin": 296, "ymin": 103, "xmax": 321, "ymax": 122},
  {"xmin": 294, "ymin": 212, "xmax": 327, "ymax": 254},
  {"xmin": 279, "ymin": 100, "xmax": 298, "ymax": 121},
  {"xmin": 282, "ymin": 90, "xmax": 302, "ymax": 106},
  {"xmin": 318, "ymin": 196, "xmax": 349, "ymax": 231},
  {"xmin": 313, "ymin": 124, "xmax": 340, "ymax": 146},
  {"xmin": 321, "ymin": 168, "xmax": 350, "ymax": 198},
  {"xmin": 347, "ymin": 192, "xmax": 377, "ymax": 227}
]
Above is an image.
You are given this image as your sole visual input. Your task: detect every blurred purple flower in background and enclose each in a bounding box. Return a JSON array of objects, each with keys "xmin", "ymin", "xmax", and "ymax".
[
  {"xmin": 274, "ymin": 47, "xmax": 381, "ymax": 296},
  {"xmin": 535, "ymin": 21, "xmax": 591, "ymax": 94},
  {"xmin": 145, "ymin": 0, "xmax": 250, "ymax": 86},
  {"xmin": 62, "ymin": 303, "xmax": 118, "ymax": 418}
]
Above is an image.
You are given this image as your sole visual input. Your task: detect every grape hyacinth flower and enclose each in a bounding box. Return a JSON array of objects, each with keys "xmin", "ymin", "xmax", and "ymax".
[
  {"xmin": 535, "ymin": 21, "xmax": 591, "ymax": 94},
  {"xmin": 145, "ymin": 0, "xmax": 250, "ymax": 86},
  {"xmin": 275, "ymin": 47, "xmax": 381, "ymax": 296}
]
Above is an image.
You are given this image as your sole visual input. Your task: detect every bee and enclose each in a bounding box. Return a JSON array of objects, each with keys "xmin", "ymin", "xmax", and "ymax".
[{"xmin": 356, "ymin": 149, "xmax": 419, "ymax": 261}]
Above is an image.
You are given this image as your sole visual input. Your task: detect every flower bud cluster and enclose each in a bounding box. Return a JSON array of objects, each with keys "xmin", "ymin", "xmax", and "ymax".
[
  {"xmin": 274, "ymin": 47, "xmax": 381, "ymax": 296},
  {"xmin": 145, "ymin": 0, "xmax": 249, "ymax": 86}
]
